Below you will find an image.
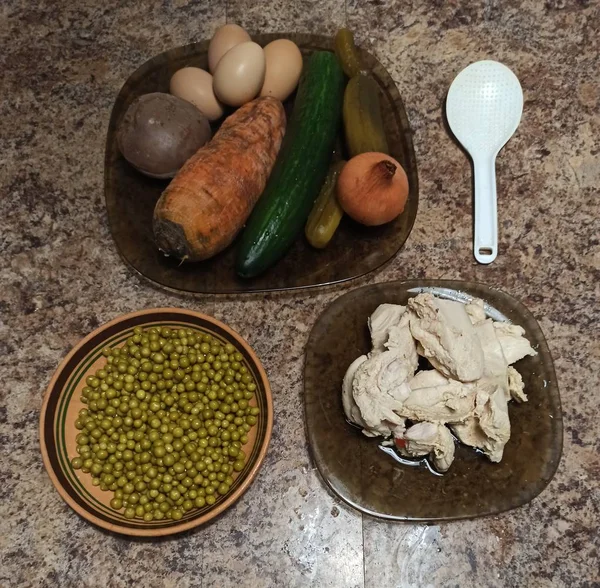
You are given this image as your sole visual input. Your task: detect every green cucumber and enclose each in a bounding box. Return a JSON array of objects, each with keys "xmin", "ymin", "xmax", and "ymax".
[{"xmin": 235, "ymin": 51, "xmax": 345, "ymax": 278}]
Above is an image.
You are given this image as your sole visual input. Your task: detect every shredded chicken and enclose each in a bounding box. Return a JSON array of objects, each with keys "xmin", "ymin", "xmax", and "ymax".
[
  {"xmin": 450, "ymin": 418, "xmax": 488, "ymax": 452},
  {"xmin": 465, "ymin": 298, "xmax": 487, "ymax": 325},
  {"xmin": 493, "ymin": 322, "xmax": 537, "ymax": 364},
  {"xmin": 342, "ymin": 355, "xmax": 369, "ymax": 431},
  {"xmin": 408, "ymin": 293, "xmax": 484, "ymax": 382},
  {"xmin": 507, "ymin": 366, "xmax": 527, "ymax": 403},
  {"xmin": 351, "ymin": 350, "xmax": 409, "ymax": 437},
  {"xmin": 474, "ymin": 318, "xmax": 511, "ymax": 406},
  {"xmin": 399, "ymin": 422, "xmax": 456, "ymax": 472},
  {"xmin": 384, "ymin": 311, "xmax": 418, "ymax": 373},
  {"xmin": 341, "ymin": 292, "xmax": 537, "ymax": 472},
  {"xmin": 473, "ymin": 384, "xmax": 511, "ymax": 462},
  {"xmin": 400, "ymin": 370, "xmax": 475, "ymax": 424},
  {"xmin": 368, "ymin": 303, "xmax": 407, "ymax": 353}
]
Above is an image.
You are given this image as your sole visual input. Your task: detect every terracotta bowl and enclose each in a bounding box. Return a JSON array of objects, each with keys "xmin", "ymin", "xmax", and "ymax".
[{"xmin": 40, "ymin": 308, "xmax": 273, "ymax": 536}]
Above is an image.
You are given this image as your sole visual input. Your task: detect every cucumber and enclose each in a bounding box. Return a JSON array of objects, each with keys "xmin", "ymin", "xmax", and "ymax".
[{"xmin": 235, "ymin": 51, "xmax": 346, "ymax": 278}]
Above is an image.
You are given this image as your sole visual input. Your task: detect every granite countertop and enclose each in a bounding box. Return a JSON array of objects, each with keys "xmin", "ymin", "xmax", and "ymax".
[{"xmin": 1, "ymin": 0, "xmax": 598, "ymax": 586}]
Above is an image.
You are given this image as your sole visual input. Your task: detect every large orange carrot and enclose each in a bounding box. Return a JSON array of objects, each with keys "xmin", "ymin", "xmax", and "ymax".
[{"xmin": 153, "ymin": 96, "xmax": 286, "ymax": 261}]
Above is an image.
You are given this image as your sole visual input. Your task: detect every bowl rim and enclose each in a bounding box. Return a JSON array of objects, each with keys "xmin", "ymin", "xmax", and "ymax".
[{"xmin": 39, "ymin": 307, "xmax": 273, "ymax": 536}]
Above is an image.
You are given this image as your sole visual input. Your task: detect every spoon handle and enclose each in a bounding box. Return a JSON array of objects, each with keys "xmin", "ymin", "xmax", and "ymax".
[{"xmin": 473, "ymin": 156, "xmax": 498, "ymax": 264}]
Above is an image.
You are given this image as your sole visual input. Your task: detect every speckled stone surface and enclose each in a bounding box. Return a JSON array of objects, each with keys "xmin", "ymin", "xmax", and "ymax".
[{"xmin": 1, "ymin": 0, "xmax": 598, "ymax": 586}]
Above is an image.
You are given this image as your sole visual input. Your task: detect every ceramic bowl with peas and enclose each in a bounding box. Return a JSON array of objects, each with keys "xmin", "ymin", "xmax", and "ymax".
[{"xmin": 40, "ymin": 308, "xmax": 273, "ymax": 536}]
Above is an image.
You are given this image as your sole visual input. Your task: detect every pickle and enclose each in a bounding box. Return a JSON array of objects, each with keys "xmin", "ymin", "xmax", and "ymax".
[
  {"xmin": 334, "ymin": 28, "xmax": 363, "ymax": 78},
  {"xmin": 343, "ymin": 73, "xmax": 389, "ymax": 156},
  {"xmin": 305, "ymin": 160, "xmax": 346, "ymax": 249}
]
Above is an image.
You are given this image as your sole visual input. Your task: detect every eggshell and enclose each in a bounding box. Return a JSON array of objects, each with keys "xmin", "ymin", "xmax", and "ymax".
[
  {"xmin": 169, "ymin": 67, "xmax": 224, "ymax": 121},
  {"xmin": 213, "ymin": 42, "xmax": 266, "ymax": 107},
  {"xmin": 208, "ymin": 24, "xmax": 251, "ymax": 73},
  {"xmin": 260, "ymin": 39, "xmax": 303, "ymax": 101}
]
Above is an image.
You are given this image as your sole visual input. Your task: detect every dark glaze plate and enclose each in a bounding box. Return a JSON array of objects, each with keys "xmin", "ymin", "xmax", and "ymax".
[
  {"xmin": 104, "ymin": 33, "xmax": 418, "ymax": 294},
  {"xmin": 304, "ymin": 280, "xmax": 563, "ymax": 521}
]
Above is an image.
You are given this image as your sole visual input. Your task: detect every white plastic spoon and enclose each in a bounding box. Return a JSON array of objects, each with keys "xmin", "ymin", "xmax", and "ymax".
[{"xmin": 446, "ymin": 60, "xmax": 523, "ymax": 264}]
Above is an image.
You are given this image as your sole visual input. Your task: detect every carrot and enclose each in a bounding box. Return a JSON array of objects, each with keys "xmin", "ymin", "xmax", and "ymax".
[{"xmin": 153, "ymin": 96, "xmax": 286, "ymax": 262}]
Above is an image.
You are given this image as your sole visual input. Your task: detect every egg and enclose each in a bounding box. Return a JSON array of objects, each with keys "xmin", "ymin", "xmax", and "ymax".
[
  {"xmin": 213, "ymin": 42, "xmax": 266, "ymax": 107},
  {"xmin": 208, "ymin": 24, "xmax": 251, "ymax": 73},
  {"xmin": 169, "ymin": 67, "xmax": 224, "ymax": 121},
  {"xmin": 260, "ymin": 39, "xmax": 303, "ymax": 102}
]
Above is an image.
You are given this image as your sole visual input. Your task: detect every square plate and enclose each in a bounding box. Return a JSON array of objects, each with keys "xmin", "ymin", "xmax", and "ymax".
[
  {"xmin": 304, "ymin": 280, "xmax": 563, "ymax": 521},
  {"xmin": 104, "ymin": 33, "xmax": 419, "ymax": 294}
]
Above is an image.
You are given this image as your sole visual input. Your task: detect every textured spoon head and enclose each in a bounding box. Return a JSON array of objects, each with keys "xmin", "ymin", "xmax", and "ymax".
[{"xmin": 446, "ymin": 60, "xmax": 523, "ymax": 159}]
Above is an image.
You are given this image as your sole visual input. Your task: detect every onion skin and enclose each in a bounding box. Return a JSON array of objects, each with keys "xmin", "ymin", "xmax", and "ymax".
[{"xmin": 336, "ymin": 152, "xmax": 409, "ymax": 226}]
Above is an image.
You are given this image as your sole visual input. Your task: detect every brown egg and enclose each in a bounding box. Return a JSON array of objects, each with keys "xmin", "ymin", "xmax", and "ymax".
[
  {"xmin": 213, "ymin": 42, "xmax": 266, "ymax": 107},
  {"xmin": 169, "ymin": 67, "xmax": 224, "ymax": 121},
  {"xmin": 260, "ymin": 39, "xmax": 304, "ymax": 102},
  {"xmin": 208, "ymin": 24, "xmax": 251, "ymax": 73}
]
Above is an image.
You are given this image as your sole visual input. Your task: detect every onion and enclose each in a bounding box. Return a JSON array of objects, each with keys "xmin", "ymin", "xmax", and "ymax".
[{"xmin": 336, "ymin": 152, "xmax": 409, "ymax": 226}]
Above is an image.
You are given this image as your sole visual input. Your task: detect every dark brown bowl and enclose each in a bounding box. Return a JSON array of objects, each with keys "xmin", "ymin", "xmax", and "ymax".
[
  {"xmin": 104, "ymin": 33, "xmax": 419, "ymax": 294},
  {"xmin": 40, "ymin": 308, "xmax": 273, "ymax": 536},
  {"xmin": 304, "ymin": 280, "xmax": 563, "ymax": 521}
]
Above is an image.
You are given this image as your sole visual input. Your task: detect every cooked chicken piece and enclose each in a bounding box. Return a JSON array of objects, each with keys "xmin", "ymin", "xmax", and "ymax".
[
  {"xmin": 384, "ymin": 311, "xmax": 418, "ymax": 373},
  {"xmin": 368, "ymin": 303, "xmax": 407, "ymax": 352},
  {"xmin": 342, "ymin": 355, "xmax": 369, "ymax": 429},
  {"xmin": 409, "ymin": 369, "xmax": 449, "ymax": 388},
  {"xmin": 342, "ymin": 292, "xmax": 536, "ymax": 471},
  {"xmin": 452, "ymin": 383, "xmax": 510, "ymax": 462},
  {"xmin": 352, "ymin": 350, "xmax": 408, "ymax": 437},
  {"xmin": 399, "ymin": 370, "xmax": 476, "ymax": 424},
  {"xmin": 408, "ymin": 293, "xmax": 484, "ymax": 382},
  {"xmin": 344, "ymin": 310, "xmax": 417, "ymax": 438},
  {"xmin": 493, "ymin": 322, "xmax": 537, "ymax": 365},
  {"xmin": 398, "ymin": 422, "xmax": 456, "ymax": 472},
  {"xmin": 474, "ymin": 318, "xmax": 511, "ymax": 400},
  {"xmin": 476, "ymin": 385, "xmax": 511, "ymax": 462},
  {"xmin": 465, "ymin": 298, "xmax": 487, "ymax": 325},
  {"xmin": 342, "ymin": 355, "xmax": 404, "ymax": 438},
  {"xmin": 450, "ymin": 418, "xmax": 488, "ymax": 450},
  {"xmin": 475, "ymin": 319, "xmax": 508, "ymax": 380},
  {"xmin": 507, "ymin": 366, "xmax": 527, "ymax": 403}
]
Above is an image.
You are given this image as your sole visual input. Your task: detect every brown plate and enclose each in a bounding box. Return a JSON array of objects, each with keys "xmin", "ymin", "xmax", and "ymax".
[
  {"xmin": 104, "ymin": 33, "xmax": 419, "ymax": 294},
  {"xmin": 304, "ymin": 280, "xmax": 563, "ymax": 521},
  {"xmin": 40, "ymin": 308, "xmax": 273, "ymax": 536}
]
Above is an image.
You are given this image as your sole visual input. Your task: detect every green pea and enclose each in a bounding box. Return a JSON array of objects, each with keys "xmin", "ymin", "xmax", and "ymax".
[{"xmin": 73, "ymin": 326, "xmax": 253, "ymax": 520}]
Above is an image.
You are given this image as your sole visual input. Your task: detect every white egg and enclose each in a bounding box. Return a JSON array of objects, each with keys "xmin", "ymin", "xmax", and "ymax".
[{"xmin": 213, "ymin": 42, "xmax": 266, "ymax": 107}]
